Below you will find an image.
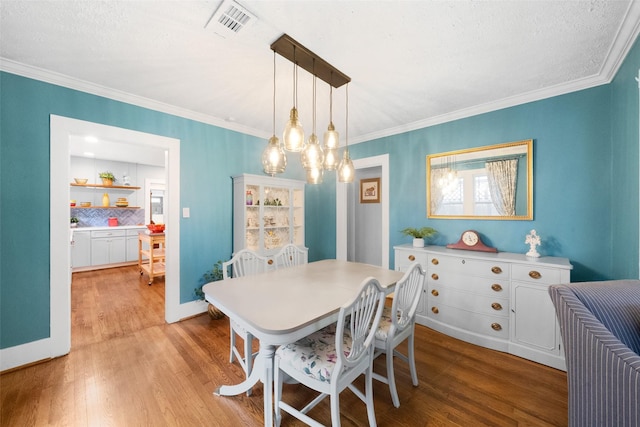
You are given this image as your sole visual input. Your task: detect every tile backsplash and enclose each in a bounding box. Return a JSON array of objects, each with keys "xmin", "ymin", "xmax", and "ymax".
[{"xmin": 70, "ymin": 208, "xmax": 145, "ymax": 227}]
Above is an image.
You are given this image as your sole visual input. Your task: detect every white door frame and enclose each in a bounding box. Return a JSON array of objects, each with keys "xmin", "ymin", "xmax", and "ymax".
[{"xmin": 336, "ymin": 154, "xmax": 390, "ymax": 268}]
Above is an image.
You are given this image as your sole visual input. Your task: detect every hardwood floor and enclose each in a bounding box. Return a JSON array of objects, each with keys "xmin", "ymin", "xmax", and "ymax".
[{"xmin": 1, "ymin": 265, "xmax": 568, "ymax": 426}]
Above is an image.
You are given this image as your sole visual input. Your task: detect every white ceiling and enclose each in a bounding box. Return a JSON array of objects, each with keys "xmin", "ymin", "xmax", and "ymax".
[{"xmin": 1, "ymin": 0, "xmax": 639, "ymax": 146}]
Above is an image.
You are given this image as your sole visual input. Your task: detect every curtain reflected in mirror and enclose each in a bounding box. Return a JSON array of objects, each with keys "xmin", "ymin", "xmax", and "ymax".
[{"xmin": 427, "ymin": 140, "xmax": 533, "ymax": 220}]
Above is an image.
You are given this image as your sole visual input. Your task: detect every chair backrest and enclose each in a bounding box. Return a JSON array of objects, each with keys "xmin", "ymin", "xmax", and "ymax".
[
  {"xmin": 222, "ymin": 249, "xmax": 269, "ymax": 279},
  {"xmin": 335, "ymin": 277, "xmax": 385, "ymax": 372},
  {"xmin": 390, "ymin": 262, "xmax": 426, "ymax": 334},
  {"xmin": 274, "ymin": 244, "xmax": 308, "ymax": 269}
]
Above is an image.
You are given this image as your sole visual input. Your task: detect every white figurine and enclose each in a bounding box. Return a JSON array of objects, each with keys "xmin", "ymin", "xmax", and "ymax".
[{"xmin": 525, "ymin": 229, "xmax": 541, "ymax": 258}]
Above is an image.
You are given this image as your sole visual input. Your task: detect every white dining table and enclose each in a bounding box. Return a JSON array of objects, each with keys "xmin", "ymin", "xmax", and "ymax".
[{"xmin": 202, "ymin": 259, "xmax": 404, "ymax": 427}]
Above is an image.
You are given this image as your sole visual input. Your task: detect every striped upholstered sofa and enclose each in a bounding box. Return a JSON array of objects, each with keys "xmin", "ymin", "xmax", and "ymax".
[{"xmin": 549, "ymin": 281, "xmax": 640, "ymax": 427}]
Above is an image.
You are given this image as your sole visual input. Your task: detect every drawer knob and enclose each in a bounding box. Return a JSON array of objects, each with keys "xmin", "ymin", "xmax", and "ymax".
[
  {"xmin": 431, "ymin": 258, "xmax": 439, "ymax": 265},
  {"xmin": 529, "ymin": 270, "xmax": 541, "ymax": 279},
  {"xmin": 431, "ymin": 273, "xmax": 439, "ymax": 280},
  {"xmin": 491, "ymin": 302, "xmax": 503, "ymax": 311},
  {"xmin": 431, "ymin": 289, "xmax": 439, "ymax": 296},
  {"xmin": 408, "ymin": 255, "xmax": 415, "ymax": 261},
  {"xmin": 491, "ymin": 284, "xmax": 503, "ymax": 292},
  {"xmin": 431, "ymin": 306, "xmax": 439, "ymax": 314},
  {"xmin": 491, "ymin": 266, "xmax": 503, "ymax": 274},
  {"xmin": 268, "ymin": 259, "xmax": 274, "ymax": 265},
  {"xmin": 491, "ymin": 323, "xmax": 502, "ymax": 331}
]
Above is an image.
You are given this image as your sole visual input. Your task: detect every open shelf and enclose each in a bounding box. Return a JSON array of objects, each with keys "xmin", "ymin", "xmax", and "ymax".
[
  {"xmin": 70, "ymin": 206, "xmax": 140, "ymax": 209},
  {"xmin": 70, "ymin": 183, "xmax": 141, "ymax": 190}
]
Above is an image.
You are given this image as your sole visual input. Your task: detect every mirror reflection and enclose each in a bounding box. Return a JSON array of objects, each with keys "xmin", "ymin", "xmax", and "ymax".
[{"xmin": 427, "ymin": 139, "xmax": 533, "ymax": 220}]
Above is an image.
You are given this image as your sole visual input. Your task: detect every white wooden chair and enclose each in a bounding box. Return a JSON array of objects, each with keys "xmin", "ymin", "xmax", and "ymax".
[
  {"xmin": 274, "ymin": 244, "xmax": 308, "ymax": 268},
  {"xmin": 274, "ymin": 277, "xmax": 386, "ymax": 427},
  {"xmin": 372, "ymin": 262, "xmax": 426, "ymax": 407},
  {"xmin": 222, "ymin": 249, "xmax": 269, "ymax": 391}
]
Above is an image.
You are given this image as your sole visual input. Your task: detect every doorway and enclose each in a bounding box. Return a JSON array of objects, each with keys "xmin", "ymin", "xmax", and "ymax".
[
  {"xmin": 336, "ymin": 154, "xmax": 390, "ymax": 268},
  {"xmin": 50, "ymin": 115, "xmax": 181, "ymax": 359}
]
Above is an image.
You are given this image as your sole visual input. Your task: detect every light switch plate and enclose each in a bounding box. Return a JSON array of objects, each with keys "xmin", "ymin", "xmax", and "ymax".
[{"xmin": 182, "ymin": 207, "xmax": 190, "ymax": 218}]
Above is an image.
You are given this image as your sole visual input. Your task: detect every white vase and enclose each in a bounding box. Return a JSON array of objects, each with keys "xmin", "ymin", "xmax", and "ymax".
[{"xmin": 413, "ymin": 238, "xmax": 425, "ymax": 248}]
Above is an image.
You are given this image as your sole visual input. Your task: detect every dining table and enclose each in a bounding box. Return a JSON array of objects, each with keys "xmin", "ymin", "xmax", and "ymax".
[{"xmin": 202, "ymin": 259, "xmax": 404, "ymax": 427}]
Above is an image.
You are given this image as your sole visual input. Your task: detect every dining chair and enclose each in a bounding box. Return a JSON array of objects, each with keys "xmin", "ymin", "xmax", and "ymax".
[
  {"xmin": 274, "ymin": 243, "xmax": 308, "ymax": 268},
  {"xmin": 222, "ymin": 249, "xmax": 269, "ymax": 392},
  {"xmin": 372, "ymin": 261, "xmax": 426, "ymax": 408},
  {"xmin": 274, "ymin": 277, "xmax": 386, "ymax": 427}
]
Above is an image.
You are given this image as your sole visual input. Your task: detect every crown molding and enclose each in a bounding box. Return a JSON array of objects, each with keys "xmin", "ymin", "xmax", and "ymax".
[{"xmin": 0, "ymin": 58, "xmax": 269, "ymax": 140}]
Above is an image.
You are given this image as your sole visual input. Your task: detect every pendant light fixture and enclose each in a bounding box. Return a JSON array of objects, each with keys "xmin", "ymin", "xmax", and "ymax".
[
  {"xmin": 262, "ymin": 51, "xmax": 287, "ymax": 176},
  {"xmin": 301, "ymin": 61, "xmax": 324, "ymax": 178},
  {"xmin": 283, "ymin": 46, "xmax": 305, "ymax": 152},
  {"xmin": 323, "ymin": 74, "xmax": 339, "ymax": 171},
  {"xmin": 338, "ymin": 83, "xmax": 355, "ymax": 183}
]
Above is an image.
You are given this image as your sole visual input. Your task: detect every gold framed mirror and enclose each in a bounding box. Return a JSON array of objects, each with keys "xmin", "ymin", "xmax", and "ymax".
[{"xmin": 427, "ymin": 139, "xmax": 533, "ymax": 220}]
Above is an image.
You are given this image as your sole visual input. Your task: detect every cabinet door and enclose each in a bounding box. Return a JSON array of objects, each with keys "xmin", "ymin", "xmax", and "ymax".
[
  {"xmin": 511, "ymin": 281, "xmax": 559, "ymax": 354},
  {"xmin": 109, "ymin": 237, "xmax": 126, "ymax": 263},
  {"xmin": 91, "ymin": 239, "xmax": 110, "ymax": 265},
  {"xmin": 72, "ymin": 231, "xmax": 91, "ymax": 268},
  {"xmin": 126, "ymin": 235, "xmax": 143, "ymax": 262}
]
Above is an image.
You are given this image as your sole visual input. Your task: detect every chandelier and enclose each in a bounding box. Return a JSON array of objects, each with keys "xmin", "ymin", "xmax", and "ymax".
[{"xmin": 264, "ymin": 34, "xmax": 354, "ymax": 184}]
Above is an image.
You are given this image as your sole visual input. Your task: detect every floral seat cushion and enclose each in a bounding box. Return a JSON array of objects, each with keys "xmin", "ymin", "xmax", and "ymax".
[
  {"xmin": 374, "ymin": 306, "xmax": 395, "ymax": 340},
  {"xmin": 276, "ymin": 324, "xmax": 352, "ymax": 384}
]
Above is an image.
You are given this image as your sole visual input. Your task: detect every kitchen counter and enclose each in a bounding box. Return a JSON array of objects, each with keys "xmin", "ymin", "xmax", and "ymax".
[{"xmin": 71, "ymin": 225, "xmax": 146, "ymax": 231}]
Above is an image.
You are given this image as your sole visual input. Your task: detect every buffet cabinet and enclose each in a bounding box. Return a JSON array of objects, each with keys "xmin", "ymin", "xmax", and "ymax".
[
  {"xmin": 394, "ymin": 244, "xmax": 572, "ymax": 370},
  {"xmin": 232, "ymin": 174, "xmax": 305, "ymax": 258}
]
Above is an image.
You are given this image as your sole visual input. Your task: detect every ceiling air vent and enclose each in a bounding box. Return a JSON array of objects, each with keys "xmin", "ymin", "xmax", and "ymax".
[{"xmin": 205, "ymin": 0, "xmax": 256, "ymax": 38}]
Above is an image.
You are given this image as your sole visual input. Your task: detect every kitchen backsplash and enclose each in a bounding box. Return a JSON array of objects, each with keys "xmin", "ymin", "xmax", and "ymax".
[{"xmin": 70, "ymin": 208, "xmax": 145, "ymax": 227}]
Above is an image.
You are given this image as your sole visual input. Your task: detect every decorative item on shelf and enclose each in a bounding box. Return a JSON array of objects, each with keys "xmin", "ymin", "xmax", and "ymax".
[
  {"xmin": 70, "ymin": 199, "xmax": 76, "ymax": 207},
  {"xmin": 401, "ymin": 227, "xmax": 438, "ymax": 248},
  {"xmin": 268, "ymin": 34, "xmax": 350, "ymax": 182},
  {"xmin": 525, "ymin": 229, "xmax": 541, "ymax": 258},
  {"xmin": 447, "ymin": 230, "xmax": 497, "ymax": 252},
  {"xmin": 99, "ymin": 171, "xmax": 116, "ymax": 186},
  {"xmin": 122, "ymin": 174, "xmax": 131, "ymax": 186},
  {"xmin": 115, "ymin": 197, "xmax": 128, "ymax": 207},
  {"xmin": 70, "ymin": 217, "xmax": 79, "ymax": 228},
  {"xmin": 74, "ymin": 178, "xmax": 88, "ymax": 184},
  {"xmin": 246, "ymin": 190, "xmax": 253, "ymax": 206},
  {"xmin": 80, "ymin": 201, "xmax": 91, "ymax": 207},
  {"xmin": 102, "ymin": 193, "xmax": 110, "ymax": 207}
]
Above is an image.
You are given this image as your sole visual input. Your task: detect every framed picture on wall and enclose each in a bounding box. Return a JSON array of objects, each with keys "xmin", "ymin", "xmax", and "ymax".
[{"xmin": 360, "ymin": 177, "xmax": 381, "ymax": 203}]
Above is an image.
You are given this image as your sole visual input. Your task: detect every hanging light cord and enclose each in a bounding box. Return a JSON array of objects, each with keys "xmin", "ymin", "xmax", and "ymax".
[
  {"xmin": 329, "ymin": 72, "xmax": 334, "ymax": 124},
  {"xmin": 293, "ymin": 46, "xmax": 298, "ymax": 109},
  {"xmin": 312, "ymin": 59, "xmax": 316, "ymax": 134},
  {"xmin": 345, "ymin": 83, "xmax": 349, "ymax": 149},
  {"xmin": 272, "ymin": 51, "xmax": 276, "ymax": 135}
]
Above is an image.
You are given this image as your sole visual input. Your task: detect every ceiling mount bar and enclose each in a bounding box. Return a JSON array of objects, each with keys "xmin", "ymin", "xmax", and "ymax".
[{"xmin": 270, "ymin": 34, "xmax": 351, "ymax": 89}]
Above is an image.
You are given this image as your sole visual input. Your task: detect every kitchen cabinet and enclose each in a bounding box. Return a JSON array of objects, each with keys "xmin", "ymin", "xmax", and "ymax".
[
  {"xmin": 126, "ymin": 227, "xmax": 147, "ymax": 262},
  {"xmin": 232, "ymin": 174, "xmax": 305, "ymax": 259},
  {"xmin": 71, "ymin": 230, "xmax": 91, "ymax": 269},
  {"xmin": 91, "ymin": 229, "xmax": 126, "ymax": 265},
  {"xmin": 394, "ymin": 244, "xmax": 572, "ymax": 370}
]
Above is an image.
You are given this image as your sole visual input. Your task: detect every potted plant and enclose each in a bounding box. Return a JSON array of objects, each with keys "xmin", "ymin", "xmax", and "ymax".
[
  {"xmin": 195, "ymin": 260, "xmax": 225, "ymax": 319},
  {"xmin": 70, "ymin": 217, "xmax": 79, "ymax": 228},
  {"xmin": 401, "ymin": 226, "xmax": 437, "ymax": 248},
  {"xmin": 98, "ymin": 171, "xmax": 116, "ymax": 186}
]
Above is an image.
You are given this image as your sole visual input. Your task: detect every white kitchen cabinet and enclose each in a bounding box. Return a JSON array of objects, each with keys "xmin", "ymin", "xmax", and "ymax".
[
  {"xmin": 91, "ymin": 229, "xmax": 126, "ymax": 265},
  {"xmin": 71, "ymin": 230, "xmax": 91, "ymax": 269},
  {"xmin": 232, "ymin": 174, "xmax": 305, "ymax": 258},
  {"xmin": 126, "ymin": 227, "xmax": 147, "ymax": 262},
  {"xmin": 394, "ymin": 244, "xmax": 572, "ymax": 370}
]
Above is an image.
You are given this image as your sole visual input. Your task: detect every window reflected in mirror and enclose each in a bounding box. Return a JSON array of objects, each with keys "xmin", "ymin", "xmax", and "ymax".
[{"xmin": 427, "ymin": 140, "xmax": 533, "ymax": 220}]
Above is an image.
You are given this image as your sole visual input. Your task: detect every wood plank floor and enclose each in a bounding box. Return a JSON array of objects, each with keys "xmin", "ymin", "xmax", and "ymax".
[{"xmin": 1, "ymin": 265, "xmax": 568, "ymax": 426}]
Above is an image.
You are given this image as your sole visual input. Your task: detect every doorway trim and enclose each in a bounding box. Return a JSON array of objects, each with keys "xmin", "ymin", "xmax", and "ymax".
[
  {"xmin": 336, "ymin": 154, "xmax": 390, "ymax": 268},
  {"xmin": 50, "ymin": 115, "xmax": 181, "ymax": 358}
]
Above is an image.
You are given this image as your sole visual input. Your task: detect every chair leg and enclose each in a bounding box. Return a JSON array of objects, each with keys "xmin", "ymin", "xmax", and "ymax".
[
  {"xmin": 365, "ymin": 366, "xmax": 378, "ymax": 427},
  {"xmin": 386, "ymin": 344, "xmax": 400, "ymax": 408},
  {"xmin": 330, "ymin": 392, "xmax": 341, "ymax": 427},
  {"xmin": 408, "ymin": 332, "xmax": 418, "ymax": 386}
]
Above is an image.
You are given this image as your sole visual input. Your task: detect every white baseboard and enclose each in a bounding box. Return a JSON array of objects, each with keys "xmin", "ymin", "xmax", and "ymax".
[{"xmin": 0, "ymin": 337, "xmax": 65, "ymax": 372}]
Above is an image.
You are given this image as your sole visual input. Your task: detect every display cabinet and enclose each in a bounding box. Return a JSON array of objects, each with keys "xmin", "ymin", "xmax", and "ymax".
[{"xmin": 233, "ymin": 174, "xmax": 305, "ymax": 257}]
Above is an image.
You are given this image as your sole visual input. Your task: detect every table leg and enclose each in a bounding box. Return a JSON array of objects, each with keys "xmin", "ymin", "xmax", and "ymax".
[{"xmin": 214, "ymin": 343, "xmax": 276, "ymax": 427}]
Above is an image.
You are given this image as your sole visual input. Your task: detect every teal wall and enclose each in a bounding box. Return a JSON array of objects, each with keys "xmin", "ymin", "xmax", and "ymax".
[{"xmin": 1, "ymin": 37, "xmax": 638, "ymax": 350}]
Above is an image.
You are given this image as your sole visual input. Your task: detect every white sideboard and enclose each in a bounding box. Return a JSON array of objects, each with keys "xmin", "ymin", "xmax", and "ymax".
[{"xmin": 394, "ymin": 244, "xmax": 572, "ymax": 370}]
